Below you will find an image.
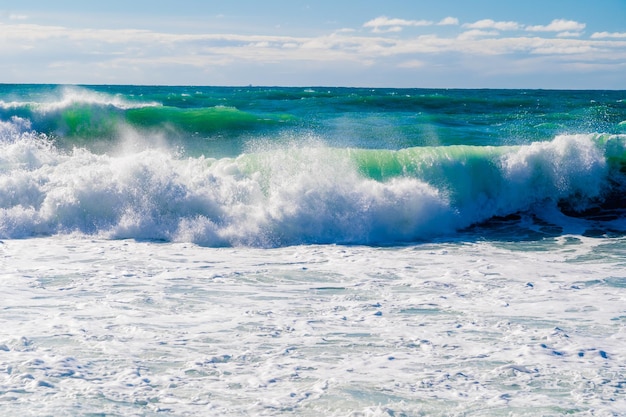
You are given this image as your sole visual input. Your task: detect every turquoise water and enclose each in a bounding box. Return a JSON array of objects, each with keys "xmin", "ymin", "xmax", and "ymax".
[
  {"xmin": 1, "ymin": 85, "xmax": 625, "ymax": 245},
  {"xmin": 2, "ymin": 85, "xmax": 625, "ymax": 154},
  {"xmin": 1, "ymin": 85, "xmax": 626, "ymax": 416}
]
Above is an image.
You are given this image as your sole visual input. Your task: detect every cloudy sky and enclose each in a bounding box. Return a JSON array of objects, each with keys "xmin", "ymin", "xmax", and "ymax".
[{"xmin": 1, "ymin": 0, "xmax": 625, "ymax": 88}]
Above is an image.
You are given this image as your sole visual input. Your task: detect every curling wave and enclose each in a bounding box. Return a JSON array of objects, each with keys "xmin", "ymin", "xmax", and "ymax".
[{"xmin": 1, "ymin": 114, "xmax": 625, "ymax": 246}]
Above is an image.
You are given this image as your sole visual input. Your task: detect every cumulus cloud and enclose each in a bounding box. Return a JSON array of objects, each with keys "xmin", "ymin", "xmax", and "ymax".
[
  {"xmin": 363, "ymin": 16, "xmax": 433, "ymax": 33},
  {"xmin": 363, "ymin": 16, "xmax": 460, "ymax": 32},
  {"xmin": 526, "ymin": 19, "xmax": 585, "ymax": 32},
  {"xmin": 1, "ymin": 19, "xmax": 620, "ymax": 63},
  {"xmin": 437, "ymin": 17, "xmax": 459, "ymax": 26},
  {"xmin": 0, "ymin": 15, "xmax": 624, "ymax": 86},
  {"xmin": 591, "ymin": 32, "xmax": 626, "ymax": 39},
  {"xmin": 464, "ymin": 19, "xmax": 520, "ymax": 31},
  {"xmin": 458, "ymin": 30, "xmax": 500, "ymax": 40},
  {"xmin": 556, "ymin": 31, "xmax": 582, "ymax": 38}
]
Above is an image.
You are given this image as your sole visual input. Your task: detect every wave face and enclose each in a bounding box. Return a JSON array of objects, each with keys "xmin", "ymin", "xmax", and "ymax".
[{"xmin": 1, "ymin": 85, "xmax": 626, "ymax": 246}]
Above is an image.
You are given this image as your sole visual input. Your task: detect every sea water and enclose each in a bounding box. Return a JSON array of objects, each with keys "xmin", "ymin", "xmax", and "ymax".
[{"xmin": 1, "ymin": 85, "xmax": 625, "ymax": 416}]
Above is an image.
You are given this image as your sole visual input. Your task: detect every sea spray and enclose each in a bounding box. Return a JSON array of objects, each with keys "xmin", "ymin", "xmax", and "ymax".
[
  {"xmin": 2, "ymin": 86, "xmax": 626, "ymax": 245},
  {"xmin": 2, "ymin": 85, "xmax": 626, "ymax": 416},
  {"xmin": 1, "ymin": 118, "xmax": 625, "ymax": 246}
]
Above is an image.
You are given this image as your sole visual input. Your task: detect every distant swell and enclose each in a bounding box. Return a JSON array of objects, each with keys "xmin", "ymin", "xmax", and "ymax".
[
  {"xmin": 1, "ymin": 113, "xmax": 625, "ymax": 246},
  {"xmin": 0, "ymin": 86, "xmax": 294, "ymax": 147}
]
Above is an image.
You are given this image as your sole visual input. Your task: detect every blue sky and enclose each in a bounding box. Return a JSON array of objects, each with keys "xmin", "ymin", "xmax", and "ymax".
[{"xmin": 1, "ymin": 0, "xmax": 625, "ymax": 88}]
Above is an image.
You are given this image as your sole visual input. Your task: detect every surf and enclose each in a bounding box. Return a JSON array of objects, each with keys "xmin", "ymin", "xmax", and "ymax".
[
  {"xmin": 1, "ymin": 112, "xmax": 625, "ymax": 246},
  {"xmin": 0, "ymin": 86, "xmax": 295, "ymax": 154}
]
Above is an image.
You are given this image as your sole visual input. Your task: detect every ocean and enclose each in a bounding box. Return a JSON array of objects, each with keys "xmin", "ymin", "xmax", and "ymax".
[{"xmin": 1, "ymin": 85, "xmax": 625, "ymax": 416}]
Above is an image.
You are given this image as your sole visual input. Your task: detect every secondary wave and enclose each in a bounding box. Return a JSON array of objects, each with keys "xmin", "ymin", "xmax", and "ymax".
[
  {"xmin": 0, "ymin": 86, "xmax": 295, "ymax": 149},
  {"xmin": 1, "ymin": 114, "xmax": 625, "ymax": 246}
]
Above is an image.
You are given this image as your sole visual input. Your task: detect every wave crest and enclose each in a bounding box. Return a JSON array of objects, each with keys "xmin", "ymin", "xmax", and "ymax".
[{"xmin": 0, "ymin": 128, "xmax": 625, "ymax": 246}]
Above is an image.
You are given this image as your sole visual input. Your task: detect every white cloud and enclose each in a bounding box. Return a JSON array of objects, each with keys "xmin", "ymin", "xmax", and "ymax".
[
  {"xmin": 458, "ymin": 30, "xmax": 500, "ymax": 40},
  {"xmin": 9, "ymin": 14, "xmax": 28, "ymax": 20},
  {"xmin": 380, "ymin": 26, "xmax": 403, "ymax": 33},
  {"xmin": 1, "ymin": 20, "xmax": 621, "ymax": 62},
  {"xmin": 464, "ymin": 19, "xmax": 520, "ymax": 31},
  {"xmin": 532, "ymin": 45, "xmax": 594, "ymax": 55},
  {"xmin": 526, "ymin": 19, "xmax": 585, "ymax": 32},
  {"xmin": 1, "ymin": 17, "xmax": 625, "ymax": 86},
  {"xmin": 591, "ymin": 32, "xmax": 626, "ymax": 39},
  {"xmin": 363, "ymin": 16, "xmax": 433, "ymax": 33},
  {"xmin": 556, "ymin": 31, "xmax": 582, "ymax": 38},
  {"xmin": 480, "ymin": 37, "xmax": 596, "ymax": 56},
  {"xmin": 438, "ymin": 17, "xmax": 459, "ymax": 26},
  {"xmin": 398, "ymin": 59, "xmax": 425, "ymax": 69}
]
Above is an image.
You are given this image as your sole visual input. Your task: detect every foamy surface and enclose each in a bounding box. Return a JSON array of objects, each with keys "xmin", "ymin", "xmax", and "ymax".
[{"xmin": 1, "ymin": 236, "xmax": 624, "ymax": 416}]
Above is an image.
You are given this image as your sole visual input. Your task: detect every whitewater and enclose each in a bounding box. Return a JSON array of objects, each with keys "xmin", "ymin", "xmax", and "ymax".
[{"xmin": 1, "ymin": 85, "xmax": 625, "ymax": 416}]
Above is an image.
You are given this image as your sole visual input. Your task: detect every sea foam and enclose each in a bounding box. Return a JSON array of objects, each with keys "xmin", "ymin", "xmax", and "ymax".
[{"xmin": 1, "ymin": 115, "xmax": 624, "ymax": 246}]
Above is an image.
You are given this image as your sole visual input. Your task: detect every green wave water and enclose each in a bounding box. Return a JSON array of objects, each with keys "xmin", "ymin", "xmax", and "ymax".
[
  {"xmin": 1, "ymin": 85, "xmax": 624, "ymax": 154},
  {"xmin": 1, "ymin": 85, "xmax": 626, "ymax": 245}
]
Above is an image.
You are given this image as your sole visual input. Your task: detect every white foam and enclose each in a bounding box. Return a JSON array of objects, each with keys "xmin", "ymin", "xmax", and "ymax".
[
  {"xmin": 0, "ymin": 236, "xmax": 624, "ymax": 415},
  {"xmin": 0, "ymin": 132, "xmax": 457, "ymax": 244},
  {"xmin": 0, "ymin": 130, "xmax": 624, "ymax": 246},
  {"xmin": 501, "ymin": 134, "xmax": 608, "ymax": 211},
  {"xmin": 0, "ymin": 85, "xmax": 160, "ymax": 112}
]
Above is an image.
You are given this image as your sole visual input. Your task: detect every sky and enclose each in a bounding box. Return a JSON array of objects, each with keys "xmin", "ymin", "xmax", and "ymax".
[{"xmin": 1, "ymin": 0, "xmax": 625, "ymax": 88}]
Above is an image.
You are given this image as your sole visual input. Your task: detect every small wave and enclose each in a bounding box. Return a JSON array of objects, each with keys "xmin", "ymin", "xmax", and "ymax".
[
  {"xmin": 0, "ymin": 87, "xmax": 159, "ymax": 114},
  {"xmin": 124, "ymin": 105, "xmax": 292, "ymax": 135},
  {"xmin": 0, "ymin": 86, "xmax": 298, "ymax": 147}
]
